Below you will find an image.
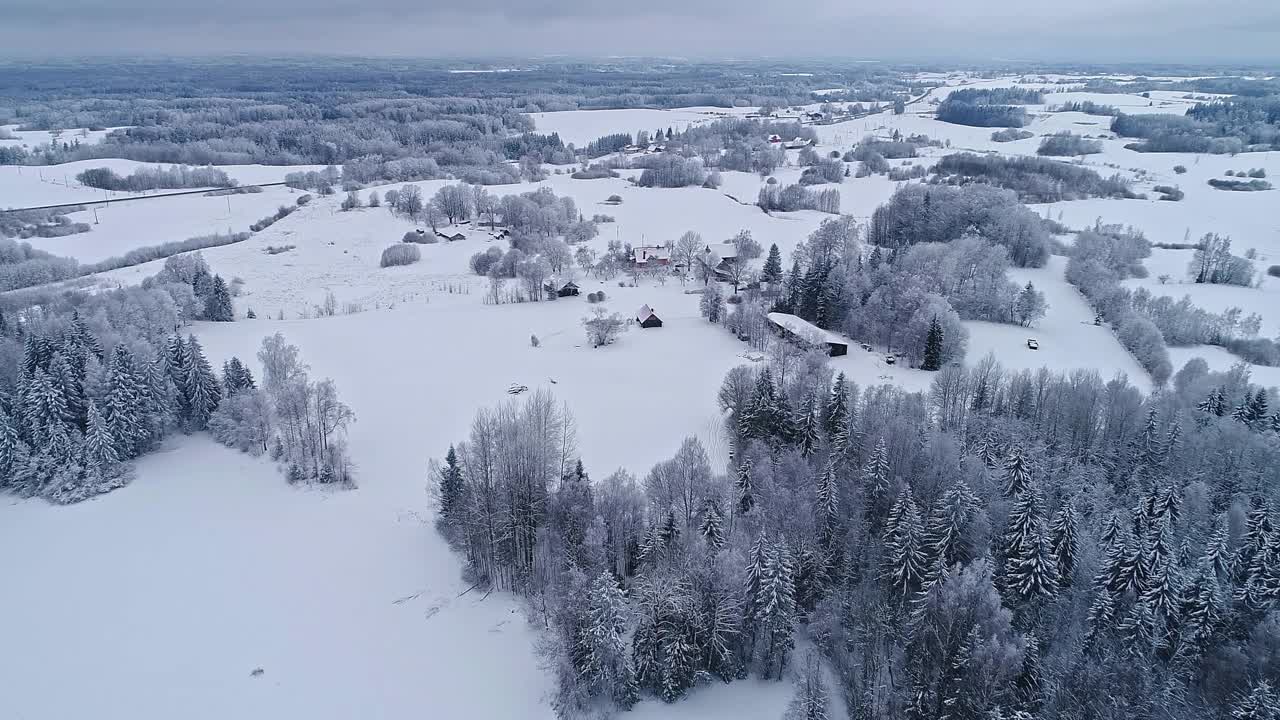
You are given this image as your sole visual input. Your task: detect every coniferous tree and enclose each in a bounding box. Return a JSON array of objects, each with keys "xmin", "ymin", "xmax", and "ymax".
[
  {"xmin": 862, "ymin": 438, "xmax": 891, "ymax": 500},
  {"xmin": 1002, "ymin": 446, "xmax": 1032, "ymax": 497},
  {"xmin": 579, "ymin": 572, "xmax": 640, "ymax": 709},
  {"xmin": 756, "ymin": 539, "xmax": 797, "ymax": 679},
  {"xmin": 204, "ymin": 274, "xmax": 235, "ymax": 321},
  {"xmin": 181, "ymin": 335, "xmax": 222, "ymax": 431},
  {"xmin": 438, "ymin": 445, "xmax": 464, "ymax": 519},
  {"xmin": 1049, "ymin": 502, "xmax": 1078, "ymax": 587},
  {"xmin": 815, "ymin": 462, "xmax": 839, "ymax": 552},
  {"xmin": 1003, "ymin": 488, "xmax": 1056, "ymax": 601},
  {"xmin": 884, "ymin": 491, "xmax": 927, "ymax": 598},
  {"xmin": 822, "ymin": 373, "xmax": 849, "ymax": 442},
  {"xmin": 921, "ymin": 315, "xmax": 944, "ymax": 371},
  {"xmin": 761, "ymin": 243, "xmax": 784, "ymax": 285},
  {"xmin": 735, "ymin": 459, "xmax": 755, "ymax": 516},
  {"xmin": 105, "ymin": 344, "xmax": 145, "ymax": 459},
  {"xmin": 699, "ymin": 498, "xmax": 726, "ymax": 551},
  {"xmin": 0, "ymin": 407, "xmax": 29, "ymax": 490},
  {"xmin": 1233, "ymin": 680, "xmax": 1280, "ymax": 720},
  {"xmin": 84, "ymin": 400, "xmax": 118, "ymax": 467},
  {"xmin": 925, "ymin": 478, "xmax": 979, "ymax": 569},
  {"xmin": 795, "ymin": 390, "xmax": 821, "ymax": 457}
]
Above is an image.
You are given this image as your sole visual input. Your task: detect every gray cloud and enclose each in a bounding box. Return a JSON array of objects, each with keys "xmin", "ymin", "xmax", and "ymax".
[{"xmin": 0, "ymin": 0, "xmax": 1276, "ymax": 61}]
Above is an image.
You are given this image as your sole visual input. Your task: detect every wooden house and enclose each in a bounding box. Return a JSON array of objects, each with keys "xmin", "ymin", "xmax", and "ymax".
[{"xmin": 636, "ymin": 304, "xmax": 663, "ymax": 328}]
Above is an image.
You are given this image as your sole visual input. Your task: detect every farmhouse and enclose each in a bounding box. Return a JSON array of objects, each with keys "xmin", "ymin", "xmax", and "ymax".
[
  {"xmin": 767, "ymin": 134, "xmax": 783, "ymax": 143},
  {"xmin": 557, "ymin": 281, "xmax": 580, "ymax": 297},
  {"xmin": 633, "ymin": 245, "xmax": 671, "ymax": 265},
  {"xmin": 701, "ymin": 242, "xmax": 739, "ymax": 279},
  {"xmin": 636, "ymin": 304, "xmax": 663, "ymax": 328},
  {"xmin": 767, "ymin": 312, "xmax": 849, "ymax": 356},
  {"xmin": 784, "ymin": 137, "xmax": 814, "ymax": 150}
]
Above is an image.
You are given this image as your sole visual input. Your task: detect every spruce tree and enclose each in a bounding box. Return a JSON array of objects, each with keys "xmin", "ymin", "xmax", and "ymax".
[
  {"xmin": 1003, "ymin": 488, "xmax": 1056, "ymax": 601},
  {"xmin": 1002, "ymin": 446, "xmax": 1032, "ymax": 497},
  {"xmin": 438, "ymin": 446, "xmax": 464, "ymax": 519},
  {"xmin": 884, "ymin": 491, "xmax": 926, "ymax": 598},
  {"xmin": 579, "ymin": 572, "xmax": 640, "ymax": 709},
  {"xmin": 181, "ymin": 335, "xmax": 222, "ymax": 431},
  {"xmin": 84, "ymin": 400, "xmax": 118, "ymax": 467},
  {"xmin": 924, "ymin": 478, "xmax": 979, "ymax": 568},
  {"xmin": 1049, "ymin": 502, "xmax": 1078, "ymax": 587},
  {"xmin": 1233, "ymin": 680, "xmax": 1280, "ymax": 720},
  {"xmin": 757, "ymin": 539, "xmax": 797, "ymax": 678},
  {"xmin": 699, "ymin": 498, "xmax": 726, "ymax": 551},
  {"xmin": 735, "ymin": 459, "xmax": 755, "ymax": 515},
  {"xmin": 761, "ymin": 243, "xmax": 784, "ymax": 285},
  {"xmin": 795, "ymin": 390, "xmax": 821, "ymax": 457},
  {"xmin": 24, "ymin": 367, "xmax": 68, "ymax": 445},
  {"xmin": 822, "ymin": 373, "xmax": 848, "ymax": 441},
  {"xmin": 105, "ymin": 344, "xmax": 145, "ymax": 459},
  {"xmin": 204, "ymin": 274, "xmax": 235, "ymax": 321},
  {"xmin": 862, "ymin": 438, "xmax": 890, "ymax": 499},
  {"xmin": 0, "ymin": 407, "xmax": 29, "ymax": 489},
  {"xmin": 921, "ymin": 315, "xmax": 943, "ymax": 371},
  {"xmin": 815, "ymin": 462, "xmax": 839, "ymax": 550}
]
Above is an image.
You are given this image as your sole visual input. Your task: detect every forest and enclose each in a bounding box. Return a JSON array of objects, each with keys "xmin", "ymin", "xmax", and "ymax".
[
  {"xmin": 433, "ymin": 323, "xmax": 1280, "ymax": 720},
  {"xmin": 930, "ymin": 153, "xmax": 1137, "ymax": 203},
  {"xmin": 935, "ymin": 88, "xmax": 1043, "ymax": 128}
]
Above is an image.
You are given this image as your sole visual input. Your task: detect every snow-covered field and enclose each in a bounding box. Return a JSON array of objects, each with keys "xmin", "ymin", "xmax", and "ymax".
[
  {"xmin": 527, "ymin": 106, "xmax": 754, "ymax": 146},
  {"xmin": 39, "ymin": 186, "xmax": 305, "ymax": 263},
  {"xmin": 0, "ymin": 159, "xmax": 327, "ymax": 208},
  {"xmin": 5, "ymin": 70, "xmax": 1280, "ymax": 718},
  {"xmin": 0, "ymin": 123, "xmax": 123, "ymax": 149}
]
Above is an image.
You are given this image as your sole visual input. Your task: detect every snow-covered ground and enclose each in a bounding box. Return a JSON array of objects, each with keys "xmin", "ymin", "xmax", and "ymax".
[
  {"xmin": 5, "ymin": 71, "xmax": 1280, "ymax": 719},
  {"xmin": 0, "ymin": 123, "xmax": 123, "ymax": 149},
  {"xmin": 0, "ymin": 159, "xmax": 327, "ymax": 208},
  {"xmin": 527, "ymin": 106, "xmax": 755, "ymax": 146},
  {"xmin": 38, "ymin": 185, "xmax": 305, "ymax": 263}
]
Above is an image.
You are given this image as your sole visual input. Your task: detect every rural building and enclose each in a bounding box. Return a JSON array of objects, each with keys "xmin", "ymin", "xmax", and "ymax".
[
  {"xmin": 636, "ymin": 304, "xmax": 663, "ymax": 328},
  {"xmin": 633, "ymin": 246, "xmax": 671, "ymax": 265},
  {"xmin": 784, "ymin": 137, "xmax": 814, "ymax": 150},
  {"xmin": 767, "ymin": 134, "xmax": 783, "ymax": 143},
  {"xmin": 436, "ymin": 231, "xmax": 467, "ymax": 242},
  {"xmin": 557, "ymin": 281, "xmax": 580, "ymax": 297},
  {"xmin": 701, "ymin": 242, "xmax": 739, "ymax": 279},
  {"xmin": 766, "ymin": 312, "xmax": 849, "ymax": 356}
]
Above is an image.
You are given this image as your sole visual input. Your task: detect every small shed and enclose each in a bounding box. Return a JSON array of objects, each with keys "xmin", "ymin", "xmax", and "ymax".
[
  {"xmin": 767, "ymin": 312, "xmax": 848, "ymax": 356},
  {"xmin": 558, "ymin": 281, "xmax": 580, "ymax": 297},
  {"xmin": 436, "ymin": 231, "xmax": 466, "ymax": 242},
  {"xmin": 636, "ymin": 304, "xmax": 663, "ymax": 329}
]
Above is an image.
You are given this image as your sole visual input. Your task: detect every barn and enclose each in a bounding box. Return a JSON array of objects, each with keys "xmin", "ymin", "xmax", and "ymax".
[
  {"xmin": 636, "ymin": 304, "xmax": 663, "ymax": 328},
  {"xmin": 558, "ymin": 281, "xmax": 580, "ymax": 297},
  {"xmin": 767, "ymin": 312, "xmax": 848, "ymax": 356}
]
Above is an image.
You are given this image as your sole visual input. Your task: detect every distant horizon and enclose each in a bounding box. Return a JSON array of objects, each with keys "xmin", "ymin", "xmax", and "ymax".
[
  {"xmin": 0, "ymin": 52, "xmax": 1275, "ymax": 71},
  {"xmin": 1, "ymin": 0, "xmax": 1277, "ymax": 65}
]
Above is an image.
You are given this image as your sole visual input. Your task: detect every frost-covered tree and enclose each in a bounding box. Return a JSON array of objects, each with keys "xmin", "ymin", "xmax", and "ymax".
[{"xmin": 578, "ymin": 572, "xmax": 640, "ymax": 708}]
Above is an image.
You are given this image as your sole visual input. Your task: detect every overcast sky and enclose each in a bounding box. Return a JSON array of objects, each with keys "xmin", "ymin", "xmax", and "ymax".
[{"xmin": 0, "ymin": 0, "xmax": 1276, "ymax": 62}]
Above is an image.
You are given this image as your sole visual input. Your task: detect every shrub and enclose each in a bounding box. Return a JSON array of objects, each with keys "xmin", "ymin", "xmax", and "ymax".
[
  {"xmin": 1267, "ymin": 265, "xmax": 1280, "ymax": 278},
  {"xmin": 296, "ymin": 194, "xmax": 312, "ymax": 206},
  {"xmin": 571, "ymin": 164, "xmax": 619, "ymax": 180},
  {"xmin": 606, "ymin": 194, "xmax": 623, "ymax": 204},
  {"xmin": 591, "ymin": 214, "xmax": 615, "ymax": 223},
  {"xmin": 264, "ymin": 244, "xmax": 296, "ymax": 255},
  {"xmin": 1208, "ymin": 178, "xmax": 1273, "ymax": 191},
  {"xmin": 1153, "ymin": 185, "xmax": 1184, "ymax": 201},
  {"xmin": 1036, "ymin": 132, "xmax": 1103, "ymax": 156},
  {"xmin": 76, "ymin": 165, "xmax": 234, "ymax": 192},
  {"xmin": 380, "ymin": 244, "xmax": 421, "ymax": 268},
  {"xmin": 1249, "ymin": 168, "xmax": 1268, "ymax": 178},
  {"xmin": 1173, "ymin": 165, "xmax": 1187, "ymax": 174},
  {"xmin": 991, "ymin": 129, "xmax": 1033, "ymax": 142},
  {"xmin": 586, "ymin": 292, "xmax": 600, "ymax": 303}
]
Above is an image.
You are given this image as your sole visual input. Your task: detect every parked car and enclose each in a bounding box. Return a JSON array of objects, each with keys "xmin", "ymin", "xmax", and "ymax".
[
  {"xmin": 884, "ymin": 355, "xmax": 896, "ymax": 365},
  {"xmin": 861, "ymin": 343, "xmax": 873, "ymax": 352},
  {"xmin": 1027, "ymin": 339, "xmax": 1039, "ymax": 350}
]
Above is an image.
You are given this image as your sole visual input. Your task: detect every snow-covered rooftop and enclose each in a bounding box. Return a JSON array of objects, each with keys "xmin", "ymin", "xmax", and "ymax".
[{"xmin": 767, "ymin": 312, "xmax": 847, "ymax": 347}]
